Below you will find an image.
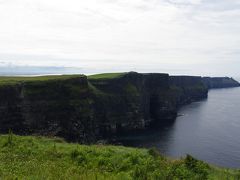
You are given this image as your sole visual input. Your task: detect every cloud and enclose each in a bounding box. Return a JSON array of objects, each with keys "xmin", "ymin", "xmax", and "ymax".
[
  {"xmin": 166, "ymin": 0, "xmax": 202, "ymax": 6},
  {"xmin": 0, "ymin": 0, "xmax": 239, "ymax": 76}
]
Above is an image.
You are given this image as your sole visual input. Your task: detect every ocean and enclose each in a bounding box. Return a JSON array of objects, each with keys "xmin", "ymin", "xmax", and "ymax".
[{"xmin": 117, "ymin": 87, "xmax": 240, "ymax": 168}]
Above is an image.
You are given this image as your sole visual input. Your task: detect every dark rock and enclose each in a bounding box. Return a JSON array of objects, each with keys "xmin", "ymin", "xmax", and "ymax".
[
  {"xmin": 170, "ymin": 76, "xmax": 208, "ymax": 106},
  {"xmin": 202, "ymin": 77, "xmax": 240, "ymax": 89}
]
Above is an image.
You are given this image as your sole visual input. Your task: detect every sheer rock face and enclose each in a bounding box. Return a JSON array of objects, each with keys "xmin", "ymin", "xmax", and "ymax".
[
  {"xmin": 0, "ymin": 77, "xmax": 96, "ymax": 142},
  {"xmin": 1, "ymin": 72, "xmax": 230, "ymax": 142},
  {"xmin": 202, "ymin": 77, "xmax": 240, "ymax": 89},
  {"xmin": 170, "ymin": 76, "xmax": 208, "ymax": 106},
  {"xmin": 89, "ymin": 72, "xmax": 172, "ymax": 135}
]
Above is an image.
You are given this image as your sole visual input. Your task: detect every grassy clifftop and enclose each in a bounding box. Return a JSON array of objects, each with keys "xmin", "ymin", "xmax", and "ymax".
[
  {"xmin": 88, "ymin": 73, "xmax": 126, "ymax": 80},
  {"xmin": 0, "ymin": 75, "xmax": 84, "ymax": 86},
  {"xmin": 0, "ymin": 134, "xmax": 239, "ymax": 180}
]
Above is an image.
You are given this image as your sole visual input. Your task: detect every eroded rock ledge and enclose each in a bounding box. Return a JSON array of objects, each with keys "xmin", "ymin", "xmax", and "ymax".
[{"xmin": 0, "ymin": 72, "xmax": 238, "ymax": 142}]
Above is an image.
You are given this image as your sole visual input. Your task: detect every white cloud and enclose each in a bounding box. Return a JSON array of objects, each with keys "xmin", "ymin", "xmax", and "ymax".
[
  {"xmin": 0, "ymin": 0, "xmax": 239, "ymax": 76},
  {"xmin": 167, "ymin": 0, "xmax": 202, "ymax": 5}
]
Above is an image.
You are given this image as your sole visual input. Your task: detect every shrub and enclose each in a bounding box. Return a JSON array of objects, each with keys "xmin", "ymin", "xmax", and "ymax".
[
  {"xmin": 71, "ymin": 149, "xmax": 80, "ymax": 160},
  {"xmin": 184, "ymin": 154, "xmax": 209, "ymax": 179},
  {"xmin": 2, "ymin": 130, "xmax": 14, "ymax": 147},
  {"xmin": 148, "ymin": 148, "xmax": 161, "ymax": 158}
]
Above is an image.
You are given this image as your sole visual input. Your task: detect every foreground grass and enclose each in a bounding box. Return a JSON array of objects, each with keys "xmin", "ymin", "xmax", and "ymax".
[{"xmin": 0, "ymin": 134, "xmax": 239, "ymax": 180}]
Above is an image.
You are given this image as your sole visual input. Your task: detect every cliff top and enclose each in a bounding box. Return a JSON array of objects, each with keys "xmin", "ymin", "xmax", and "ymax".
[
  {"xmin": 0, "ymin": 74, "xmax": 85, "ymax": 86},
  {"xmin": 88, "ymin": 72, "xmax": 126, "ymax": 80},
  {"xmin": 0, "ymin": 72, "xmax": 239, "ymax": 87}
]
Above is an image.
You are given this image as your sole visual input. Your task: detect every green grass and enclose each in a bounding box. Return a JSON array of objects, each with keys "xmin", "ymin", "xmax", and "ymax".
[
  {"xmin": 0, "ymin": 75, "xmax": 84, "ymax": 86},
  {"xmin": 0, "ymin": 134, "xmax": 239, "ymax": 179},
  {"xmin": 88, "ymin": 73, "xmax": 126, "ymax": 80}
]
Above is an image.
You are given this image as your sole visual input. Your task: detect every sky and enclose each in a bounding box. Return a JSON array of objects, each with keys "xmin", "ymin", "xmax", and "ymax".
[{"xmin": 0, "ymin": 0, "xmax": 240, "ymax": 77}]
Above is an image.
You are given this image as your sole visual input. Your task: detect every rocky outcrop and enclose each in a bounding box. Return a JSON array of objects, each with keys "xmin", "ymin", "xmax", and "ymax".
[
  {"xmin": 0, "ymin": 72, "xmax": 237, "ymax": 142},
  {"xmin": 202, "ymin": 77, "xmax": 240, "ymax": 89}
]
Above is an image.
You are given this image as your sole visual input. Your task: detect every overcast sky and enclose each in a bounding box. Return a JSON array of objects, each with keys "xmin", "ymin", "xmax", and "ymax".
[{"xmin": 0, "ymin": 0, "xmax": 239, "ymax": 76}]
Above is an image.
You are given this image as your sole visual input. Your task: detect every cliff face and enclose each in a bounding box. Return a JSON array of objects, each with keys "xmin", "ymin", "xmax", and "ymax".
[
  {"xmin": 202, "ymin": 77, "xmax": 240, "ymax": 89},
  {"xmin": 0, "ymin": 72, "xmax": 236, "ymax": 142},
  {"xmin": 170, "ymin": 76, "xmax": 208, "ymax": 106},
  {"xmin": 89, "ymin": 72, "xmax": 173, "ymax": 135},
  {"xmin": 0, "ymin": 76, "xmax": 96, "ymax": 142}
]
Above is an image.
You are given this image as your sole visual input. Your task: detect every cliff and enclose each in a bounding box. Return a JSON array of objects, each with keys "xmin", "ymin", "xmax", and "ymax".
[
  {"xmin": 0, "ymin": 75, "xmax": 96, "ymax": 142},
  {"xmin": 170, "ymin": 76, "xmax": 208, "ymax": 106},
  {"xmin": 202, "ymin": 77, "xmax": 240, "ymax": 89},
  {"xmin": 89, "ymin": 72, "xmax": 173, "ymax": 135},
  {"xmin": 0, "ymin": 72, "xmax": 237, "ymax": 142}
]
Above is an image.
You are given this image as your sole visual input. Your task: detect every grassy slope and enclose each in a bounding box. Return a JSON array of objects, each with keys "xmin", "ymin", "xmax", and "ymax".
[
  {"xmin": 0, "ymin": 134, "xmax": 239, "ymax": 180},
  {"xmin": 0, "ymin": 75, "xmax": 84, "ymax": 86}
]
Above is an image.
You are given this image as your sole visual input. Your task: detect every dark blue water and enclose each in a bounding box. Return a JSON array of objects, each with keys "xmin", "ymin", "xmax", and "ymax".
[{"xmin": 118, "ymin": 87, "xmax": 240, "ymax": 168}]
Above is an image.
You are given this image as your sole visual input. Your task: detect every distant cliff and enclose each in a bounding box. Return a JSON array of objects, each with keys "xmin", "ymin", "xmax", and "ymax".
[
  {"xmin": 202, "ymin": 77, "xmax": 240, "ymax": 89},
  {"xmin": 170, "ymin": 76, "xmax": 208, "ymax": 106},
  {"xmin": 0, "ymin": 72, "xmax": 238, "ymax": 142}
]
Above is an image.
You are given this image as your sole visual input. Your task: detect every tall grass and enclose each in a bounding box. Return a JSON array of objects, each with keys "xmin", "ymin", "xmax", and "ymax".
[{"xmin": 0, "ymin": 134, "xmax": 238, "ymax": 179}]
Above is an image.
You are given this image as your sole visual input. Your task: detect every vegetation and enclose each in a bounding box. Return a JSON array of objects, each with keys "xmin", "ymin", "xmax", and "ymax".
[
  {"xmin": 0, "ymin": 134, "xmax": 239, "ymax": 179},
  {"xmin": 88, "ymin": 73, "xmax": 125, "ymax": 80},
  {"xmin": 0, "ymin": 75, "xmax": 84, "ymax": 86}
]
